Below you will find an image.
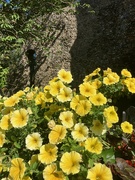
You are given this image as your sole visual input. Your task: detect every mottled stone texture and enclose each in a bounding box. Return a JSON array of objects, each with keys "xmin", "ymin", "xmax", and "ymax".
[
  {"xmin": 70, "ymin": 0, "xmax": 135, "ymax": 87},
  {"xmin": 6, "ymin": 0, "xmax": 135, "ymax": 94},
  {"xmin": 6, "ymin": 7, "xmax": 77, "ymax": 94}
]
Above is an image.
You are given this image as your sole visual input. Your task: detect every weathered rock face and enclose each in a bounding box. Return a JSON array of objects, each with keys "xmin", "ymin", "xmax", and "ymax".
[
  {"xmin": 34, "ymin": 7, "xmax": 77, "ymax": 87},
  {"xmin": 6, "ymin": 0, "xmax": 135, "ymax": 93},
  {"xmin": 70, "ymin": 0, "xmax": 135, "ymax": 87},
  {"xmin": 6, "ymin": 7, "xmax": 77, "ymax": 94}
]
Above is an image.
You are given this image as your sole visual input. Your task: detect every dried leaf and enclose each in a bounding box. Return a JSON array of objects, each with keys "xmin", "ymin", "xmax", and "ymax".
[{"xmin": 114, "ymin": 158, "xmax": 135, "ymax": 180}]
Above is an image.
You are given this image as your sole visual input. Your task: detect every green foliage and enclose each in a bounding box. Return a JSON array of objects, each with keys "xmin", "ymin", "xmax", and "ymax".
[
  {"xmin": 0, "ymin": 68, "xmax": 134, "ymax": 179},
  {"xmin": 101, "ymin": 148, "xmax": 115, "ymax": 164},
  {"xmin": 0, "ymin": 0, "xmax": 76, "ymax": 92},
  {"xmin": 0, "ymin": 66, "xmax": 9, "ymax": 89},
  {"xmin": 0, "ymin": 0, "xmax": 75, "ymax": 58}
]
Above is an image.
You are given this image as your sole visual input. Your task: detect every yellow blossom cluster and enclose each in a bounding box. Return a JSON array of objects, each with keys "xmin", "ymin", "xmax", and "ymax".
[{"xmin": 0, "ymin": 68, "xmax": 134, "ymax": 180}]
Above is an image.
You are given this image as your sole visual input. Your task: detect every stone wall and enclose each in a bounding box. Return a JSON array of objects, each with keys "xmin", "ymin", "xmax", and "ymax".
[
  {"xmin": 34, "ymin": 7, "xmax": 77, "ymax": 87},
  {"xmin": 37, "ymin": 0, "xmax": 135, "ymax": 88},
  {"xmin": 6, "ymin": 7, "xmax": 77, "ymax": 94},
  {"xmin": 70, "ymin": 0, "xmax": 135, "ymax": 87},
  {"xmin": 6, "ymin": 0, "xmax": 135, "ymax": 93}
]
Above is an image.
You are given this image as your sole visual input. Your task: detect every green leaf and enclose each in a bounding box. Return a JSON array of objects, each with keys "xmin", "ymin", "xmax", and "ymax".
[
  {"xmin": 11, "ymin": 135, "xmax": 17, "ymax": 141},
  {"xmin": 71, "ymin": 144, "xmax": 84, "ymax": 152},
  {"xmin": 60, "ymin": 144, "xmax": 70, "ymax": 152},
  {"xmin": 88, "ymin": 159, "xmax": 94, "ymax": 168},
  {"xmin": 30, "ymin": 162, "xmax": 38, "ymax": 170},
  {"xmin": 101, "ymin": 148, "xmax": 115, "ymax": 164},
  {"xmin": 14, "ymin": 142, "xmax": 21, "ymax": 149}
]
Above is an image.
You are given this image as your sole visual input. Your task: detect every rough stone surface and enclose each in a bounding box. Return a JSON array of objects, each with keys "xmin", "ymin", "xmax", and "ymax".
[
  {"xmin": 6, "ymin": 7, "xmax": 77, "ymax": 94},
  {"xmin": 6, "ymin": 0, "xmax": 135, "ymax": 94},
  {"xmin": 35, "ymin": 7, "xmax": 77, "ymax": 87},
  {"xmin": 70, "ymin": 0, "xmax": 135, "ymax": 87}
]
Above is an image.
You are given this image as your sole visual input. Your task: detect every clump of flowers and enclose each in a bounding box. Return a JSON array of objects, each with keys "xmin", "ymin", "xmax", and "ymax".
[{"xmin": 0, "ymin": 68, "xmax": 135, "ymax": 180}]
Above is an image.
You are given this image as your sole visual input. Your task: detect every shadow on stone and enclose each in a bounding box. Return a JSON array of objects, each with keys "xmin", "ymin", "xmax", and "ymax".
[
  {"xmin": 4, "ymin": 16, "xmax": 66, "ymax": 96},
  {"xmin": 70, "ymin": 0, "xmax": 135, "ymax": 88}
]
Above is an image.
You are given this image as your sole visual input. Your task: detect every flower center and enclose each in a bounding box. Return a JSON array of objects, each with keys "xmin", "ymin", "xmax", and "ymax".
[
  {"xmin": 53, "ymin": 172, "xmax": 59, "ymax": 177},
  {"xmin": 90, "ymin": 145, "xmax": 95, "ymax": 149},
  {"xmin": 85, "ymin": 88, "xmax": 90, "ymax": 93},
  {"xmin": 96, "ymin": 97, "xmax": 101, "ymax": 102},
  {"xmin": 95, "ymin": 122, "xmax": 100, "ymax": 127},
  {"xmin": 96, "ymin": 175, "xmax": 102, "ymax": 180},
  {"xmin": 125, "ymin": 126, "xmax": 129, "ymax": 130}
]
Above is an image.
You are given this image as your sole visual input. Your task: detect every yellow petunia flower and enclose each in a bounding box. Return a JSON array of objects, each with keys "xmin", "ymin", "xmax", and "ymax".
[
  {"xmin": 79, "ymin": 82, "xmax": 96, "ymax": 97},
  {"xmin": 70, "ymin": 95, "xmax": 86, "ymax": 110},
  {"xmin": 106, "ymin": 121, "xmax": 113, "ymax": 128},
  {"xmin": 0, "ymin": 163, "xmax": 2, "ymax": 173},
  {"xmin": 83, "ymin": 74, "xmax": 92, "ymax": 82},
  {"xmin": 9, "ymin": 158, "xmax": 26, "ymax": 180},
  {"xmin": 87, "ymin": 163, "xmax": 113, "ymax": 180},
  {"xmin": 35, "ymin": 92, "xmax": 45, "ymax": 105},
  {"xmin": 83, "ymin": 68, "xmax": 101, "ymax": 82},
  {"xmin": 24, "ymin": 87, "xmax": 30, "ymax": 92},
  {"xmin": 28, "ymin": 154, "xmax": 38, "ymax": 166},
  {"xmin": 15, "ymin": 90, "xmax": 25, "ymax": 97},
  {"xmin": 58, "ymin": 69, "xmax": 73, "ymax": 84},
  {"xmin": 57, "ymin": 87, "xmax": 72, "ymax": 102},
  {"xmin": 123, "ymin": 77, "xmax": 135, "ymax": 85},
  {"xmin": 44, "ymin": 91, "xmax": 53, "ymax": 103},
  {"xmin": 103, "ymin": 106, "xmax": 119, "ymax": 126},
  {"xmin": 27, "ymin": 107, "xmax": 33, "ymax": 115},
  {"xmin": 85, "ymin": 137, "xmax": 103, "ymax": 154},
  {"xmin": 89, "ymin": 93, "xmax": 107, "ymax": 106},
  {"xmin": 126, "ymin": 82, "xmax": 135, "ymax": 93},
  {"xmin": 121, "ymin": 121, "xmax": 133, "ymax": 134},
  {"xmin": 10, "ymin": 108, "xmax": 29, "ymax": 128},
  {"xmin": 0, "ymin": 132, "xmax": 5, "ymax": 147},
  {"xmin": 49, "ymin": 81, "xmax": 64, "ymax": 96},
  {"xmin": 26, "ymin": 91, "xmax": 35, "ymax": 100},
  {"xmin": 4, "ymin": 95, "xmax": 19, "ymax": 107},
  {"xmin": 60, "ymin": 151, "xmax": 82, "ymax": 175},
  {"xmin": 38, "ymin": 143, "xmax": 58, "ymax": 164},
  {"xmin": 75, "ymin": 100, "xmax": 92, "ymax": 116},
  {"xmin": 48, "ymin": 120, "xmax": 56, "ymax": 129},
  {"xmin": 0, "ymin": 114, "xmax": 12, "ymax": 130},
  {"xmin": 91, "ymin": 67, "xmax": 101, "ymax": 75},
  {"xmin": 48, "ymin": 125, "xmax": 67, "ymax": 144},
  {"xmin": 71, "ymin": 123, "xmax": 89, "ymax": 142},
  {"xmin": 0, "ymin": 102, "xmax": 3, "ymax": 111},
  {"xmin": 43, "ymin": 163, "xmax": 66, "ymax": 180},
  {"xmin": 59, "ymin": 111, "xmax": 74, "ymax": 128},
  {"xmin": 91, "ymin": 79, "xmax": 102, "ymax": 89},
  {"xmin": 90, "ymin": 120, "xmax": 105, "ymax": 135},
  {"xmin": 49, "ymin": 77, "xmax": 59, "ymax": 84},
  {"xmin": 2, "ymin": 107, "xmax": 13, "ymax": 115},
  {"xmin": 25, "ymin": 132, "xmax": 43, "ymax": 150},
  {"xmin": 103, "ymin": 72, "xmax": 120, "ymax": 85},
  {"xmin": 34, "ymin": 86, "xmax": 39, "ymax": 91},
  {"xmin": 121, "ymin": 69, "xmax": 132, "ymax": 78},
  {"xmin": 103, "ymin": 68, "xmax": 112, "ymax": 76}
]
